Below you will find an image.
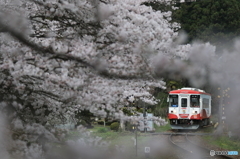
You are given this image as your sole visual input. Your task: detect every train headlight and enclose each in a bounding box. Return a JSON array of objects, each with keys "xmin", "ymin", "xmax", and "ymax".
[
  {"xmin": 192, "ymin": 110, "xmax": 198, "ymax": 114},
  {"xmin": 170, "ymin": 110, "xmax": 177, "ymax": 114}
]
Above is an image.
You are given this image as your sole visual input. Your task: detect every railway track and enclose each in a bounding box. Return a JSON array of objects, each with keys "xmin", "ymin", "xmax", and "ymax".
[
  {"xmin": 149, "ymin": 132, "xmax": 212, "ymax": 136},
  {"xmin": 168, "ymin": 133, "xmax": 233, "ymax": 159}
]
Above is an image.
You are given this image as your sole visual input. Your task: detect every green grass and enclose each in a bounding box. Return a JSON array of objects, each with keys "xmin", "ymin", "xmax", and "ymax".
[
  {"xmin": 90, "ymin": 125, "xmax": 107, "ymax": 132},
  {"xmin": 203, "ymin": 135, "xmax": 240, "ymax": 152},
  {"xmin": 94, "ymin": 129, "xmax": 120, "ymax": 140},
  {"xmin": 154, "ymin": 122, "xmax": 171, "ymax": 132},
  {"xmin": 199, "ymin": 126, "xmax": 215, "ymax": 133},
  {"xmin": 90, "ymin": 125, "xmax": 119, "ymax": 140}
]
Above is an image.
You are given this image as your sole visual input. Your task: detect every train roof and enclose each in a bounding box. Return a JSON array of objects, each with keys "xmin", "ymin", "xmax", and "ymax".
[{"xmin": 169, "ymin": 87, "xmax": 211, "ymax": 95}]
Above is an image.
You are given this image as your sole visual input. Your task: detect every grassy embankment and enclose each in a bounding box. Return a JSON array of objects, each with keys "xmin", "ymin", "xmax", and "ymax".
[
  {"xmin": 199, "ymin": 116, "xmax": 240, "ymax": 153},
  {"xmin": 202, "ymin": 135, "xmax": 240, "ymax": 152}
]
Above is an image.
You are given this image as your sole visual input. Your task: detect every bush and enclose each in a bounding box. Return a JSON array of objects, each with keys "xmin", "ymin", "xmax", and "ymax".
[
  {"xmin": 110, "ymin": 122, "xmax": 120, "ymax": 131},
  {"xmin": 106, "ymin": 120, "xmax": 118, "ymax": 126},
  {"xmin": 97, "ymin": 127, "xmax": 108, "ymax": 133}
]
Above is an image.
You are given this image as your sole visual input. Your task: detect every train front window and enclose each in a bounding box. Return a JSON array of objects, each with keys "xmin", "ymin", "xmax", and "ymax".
[
  {"xmin": 181, "ymin": 98, "xmax": 187, "ymax": 107},
  {"xmin": 169, "ymin": 95, "xmax": 178, "ymax": 107},
  {"xmin": 190, "ymin": 95, "xmax": 200, "ymax": 107}
]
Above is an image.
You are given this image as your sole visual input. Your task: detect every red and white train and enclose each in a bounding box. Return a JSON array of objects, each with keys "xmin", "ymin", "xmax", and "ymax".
[{"xmin": 168, "ymin": 87, "xmax": 211, "ymax": 129}]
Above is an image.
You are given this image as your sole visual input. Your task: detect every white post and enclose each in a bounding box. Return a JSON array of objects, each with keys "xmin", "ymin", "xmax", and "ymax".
[{"xmin": 120, "ymin": 119, "xmax": 125, "ymax": 131}]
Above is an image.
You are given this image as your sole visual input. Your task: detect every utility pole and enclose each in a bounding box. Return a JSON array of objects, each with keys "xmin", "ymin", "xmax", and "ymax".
[
  {"xmin": 143, "ymin": 102, "xmax": 147, "ymax": 133},
  {"xmin": 218, "ymin": 87, "xmax": 224, "ymax": 134},
  {"xmin": 221, "ymin": 87, "xmax": 230, "ymax": 133},
  {"xmin": 135, "ymin": 124, "xmax": 138, "ymax": 157},
  {"xmin": 218, "ymin": 87, "xmax": 229, "ymax": 134}
]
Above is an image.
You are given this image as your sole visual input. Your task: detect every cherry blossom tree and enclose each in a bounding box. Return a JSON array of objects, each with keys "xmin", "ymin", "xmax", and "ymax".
[
  {"xmin": 0, "ymin": 0, "xmax": 239, "ymax": 159},
  {"xmin": 2, "ymin": 0, "xmax": 240, "ymax": 158},
  {"xmin": 0, "ymin": 0, "xmax": 180, "ymax": 158}
]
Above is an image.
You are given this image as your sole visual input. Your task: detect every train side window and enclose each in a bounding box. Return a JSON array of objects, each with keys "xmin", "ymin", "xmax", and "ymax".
[
  {"xmin": 203, "ymin": 98, "xmax": 209, "ymax": 108},
  {"xmin": 181, "ymin": 98, "xmax": 187, "ymax": 107}
]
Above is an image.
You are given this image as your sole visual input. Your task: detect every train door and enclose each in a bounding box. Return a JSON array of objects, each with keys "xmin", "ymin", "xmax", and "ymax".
[
  {"xmin": 190, "ymin": 95, "xmax": 200, "ymax": 118},
  {"xmin": 179, "ymin": 97, "xmax": 189, "ymax": 118}
]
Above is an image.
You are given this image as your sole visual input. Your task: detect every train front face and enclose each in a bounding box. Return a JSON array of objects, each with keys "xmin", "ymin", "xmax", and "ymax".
[{"xmin": 168, "ymin": 94, "xmax": 202, "ymax": 130}]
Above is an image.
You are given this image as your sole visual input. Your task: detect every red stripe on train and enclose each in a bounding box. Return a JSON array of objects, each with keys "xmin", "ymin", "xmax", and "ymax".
[
  {"xmin": 190, "ymin": 109, "xmax": 209, "ymax": 119},
  {"xmin": 179, "ymin": 114, "xmax": 189, "ymax": 118},
  {"xmin": 168, "ymin": 113, "xmax": 178, "ymax": 119}
]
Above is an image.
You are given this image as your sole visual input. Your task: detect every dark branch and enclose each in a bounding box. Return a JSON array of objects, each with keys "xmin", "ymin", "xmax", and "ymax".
[{"xmin": 0, "ymin": 17, "xmax": 153, "ymax": 80}]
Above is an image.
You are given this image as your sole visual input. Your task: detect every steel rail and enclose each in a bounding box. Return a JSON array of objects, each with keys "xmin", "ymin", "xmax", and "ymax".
[
  {"xmin": 168, "ymin": 133, "xmax": 193, "ymax": 154},
  {"xmin": 148, "ymin": 132, "xmax": 212, "ymax": 136}
]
